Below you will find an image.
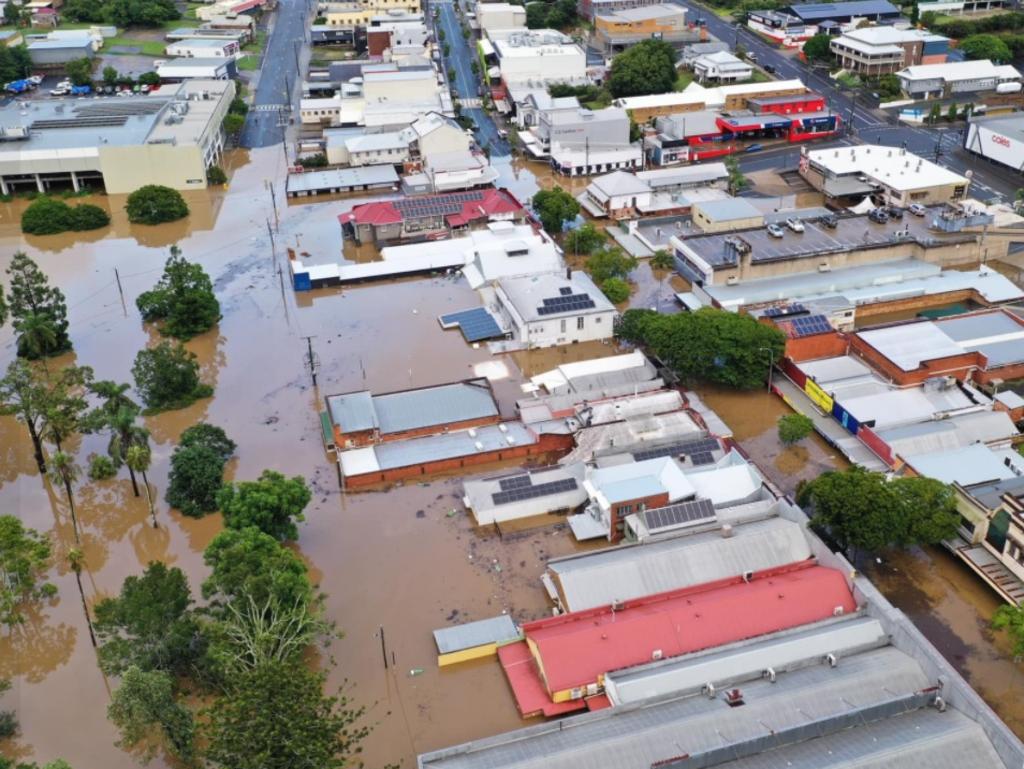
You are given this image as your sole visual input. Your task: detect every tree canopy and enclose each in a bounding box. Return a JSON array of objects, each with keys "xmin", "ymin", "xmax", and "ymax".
[
  {"xmin": 778, "ymin": 413, "xmax": 814, "ymax": 446},
  {"xmin": 64, "ymin": 58, "xmax": 94, "ymax": 87},
  {"xmin": 6, "ymin": 252, "xmax": 72, "ymax": 359},
  {"xmin": 202, "ymin": 527, "xmax": 313, "ymax": 610},
  {"xmin": 802, "ymin": 33, "xmax": 832, "ymax": 61},
  {"xmin": 0, "ymin": 515, "xmax": 56, "ymax": 628},
  {"xmin": 607, "ymin": 39, "xmax": 678, "ymax": 98},
  {"xmin": 563, "ymin": 223, "xmax": 606, "ymax": 256},
  {"xmin": 992, "ymin": 603, "xmax": 1024, "ymax": 658},
  {"xmin": 959, "ymin": 33, "xmax": 1012, "ymax": 62},
  {"xmin": 525, "ymin": 0, "xmax": 576, "ymax": 29},
  {"xmin": 93, "ymin": 561, "xmax": 204, "ymax": 677},
  {"xmin": 218, "ymin": 471, "xmax": 312, "ymax": 542},
  {"xmin": 21, "ymin": 198, "xmax": 109, "ymax": 236},
  {"xmin": 585, "ymin": 248, "xmax": 636, "ymax": 284},
  {"xmin": 531, "ymin": 187, "xmax": 579, "ymax": 234},
  {"xmin": 107, "ymin": 666, "xmax": 195, "ymax": 764},
  {"xmin": 201, "ymin": 660, "xmax": 368, "ymax": 769},
  {"xmin": 135, "ymin": 247, "xmax": 220, "ymax": 339},
  {"xmin": 616, "ymin": 307, "xmax": 785, "ymax": 389},
  {"xmin": 797, "ymin": 467, "xmax": 960, "ymax": 556},
  {"xmin": 62, "ymin": 0, "xmax": 180, "ymax": 26},
  {"xmin": 125, "ymin": 185, "xmax": 190, "ymax": 225},
  {"xmin": 131, "ymin": 341, "xmax": 213, "ymax": 413},
  {"xmin": 0, "ymin": 46, "xmax": 31, "ymax": 85},
  {"xmin": 165, "ymin": 423, "xmax": 235, "ymax": 517},
  {"xmin": 179, "ymin": 422, "xmax": 236, "ymax": 461}
]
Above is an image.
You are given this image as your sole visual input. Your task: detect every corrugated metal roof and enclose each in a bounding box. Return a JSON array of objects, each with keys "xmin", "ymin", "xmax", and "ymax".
[
  {"xmin": 374, "ymin": 380, "xmax": 497, "ymax": 434},
  {"xmin": 547, "ymin": 517, "xmax": 812, "ymax": 612},
  {"xmin": 327, "ymin": 390, "xmax": 378, "ymax": 433},
  {"xmin": 433, "ymin": 615, "xmax": 519, "ymax": 654}
]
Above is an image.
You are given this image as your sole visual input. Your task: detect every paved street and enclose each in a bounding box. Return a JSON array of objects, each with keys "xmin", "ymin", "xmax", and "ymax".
[
  {"xmin": 433, "ymin": 0, "xmax": 511, "ymax": 157},
  {"xmin": 670, "ymin": 0, "xmax": 1023, "ymax": 202},
  {"xmin": 240, "ymin": 0, "xmax": 314, "ymax": 148}
]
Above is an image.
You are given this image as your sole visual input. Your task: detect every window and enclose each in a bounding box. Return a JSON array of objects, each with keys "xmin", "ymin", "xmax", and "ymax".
[
  {"xmin": 577, "ymin": 316, "xmax": 584, "ymax": 330},
  {"xmin": 560, "ymin": 318, "xmax": 566, "ymax": 333}
]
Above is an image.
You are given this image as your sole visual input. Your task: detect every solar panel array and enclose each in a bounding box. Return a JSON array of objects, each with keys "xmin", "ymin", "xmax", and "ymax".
[
  {"xmin": 498, "ymin": 474, "xmax": 531, "ymax": 491},
  {"xmin": 75, "ymin": 100, "xmax": 168, "ymax": 117},
  {"xmin": 790, "ymin": 314, "xmax": 832, "ymax": 337},
  {"xmin": 32, "ymin": 116, "xmax": 129, "ymax": 130},
  {"xmin": 558, "ymin": 286, "xmax": 573, "ymax": 296},
  {"xmin": 439, "ymin": 308, "xmax": 503, "ymax": 343},
  {"xmin": 640, "ymin": 498, "xmax": 716, "ymax": 531},
  {"xmin": 394, "ymin": 190, "xmax": 486, "ymax": 219},
  {"xmin": 632, "ymin": 437, "xmax": 719, "ymax": 462},
  {"xmin": 536, "ymin": 293, "xmax": 596, "ymax": 316},
  {"xmin": 690, "ymin": 451, "xmax": 715, "ymax": 466},
  {"xmin": 492, "ymin": 478, "xmax": 578, "ymax": 506},
  {"xmin": 762, "ymin": 303, "xmax": 807, "ymax": 318}
]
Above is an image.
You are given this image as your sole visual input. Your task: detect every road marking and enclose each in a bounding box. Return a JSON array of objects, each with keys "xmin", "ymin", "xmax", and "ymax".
[{"xmin": 253, "ymin": 103, "xmax": 286, "ymax": 112}]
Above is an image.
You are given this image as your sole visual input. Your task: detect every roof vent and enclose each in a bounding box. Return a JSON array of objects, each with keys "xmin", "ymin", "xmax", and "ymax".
[
  {"xmin": 742, "ymin": 570, "xmax": 753, "ymax": 583},
  {"xmin": 703, "ymin": 683, "xmax": 716, "ymax": 698},
  {"xmin": 474, "ymin": 441, "xmax": 484, "ymax": 451},
  {"xmin": 825, "ymin": 653, "xmax": 838, "ymax": 668},
  {"xmin": 721, "ymin": 524, "xmax": 734, "ymax": 538},
  {"xmin": 833, "ymin": 605, "xmax": 845, "ymax": 617},
  {"xmin": 468, "ymin": 428, "xmax": 477, "ymax": 437},
  {"xmin": 763, "ymin": 667, "xmax": 776, "ymax": 683},
  {"xmin": 651, "ymin": 649, "xmax": 663, "ymax": 660}
]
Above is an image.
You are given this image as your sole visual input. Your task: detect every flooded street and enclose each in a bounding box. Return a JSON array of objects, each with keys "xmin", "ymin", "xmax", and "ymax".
[{"xmin": 3, "ymin": 143, "xmax": 1024, "ymax": 769}]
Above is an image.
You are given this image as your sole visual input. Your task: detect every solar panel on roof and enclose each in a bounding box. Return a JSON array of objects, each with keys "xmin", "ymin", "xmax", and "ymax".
[
  {"xmin": 639, "ymin": 498, "xmax": 716, "ymax": 531},
  {"xmin": 438, "ymin": 308, "xmax": 504, "ymax": 343},
  {"xmin": 632, "ymin": 437, "xmax": 718, "ymax": 462},
  {"xmin": 32, "ymin": 116, "xmax": 129, "ymax": 129},
  {"xmin": 536, "ymin": 294, "xmax": 596, "ymax": 316},
  {"xmin": 690, "ymin": 451, "xmax": 715, "ymax": 466},
  {"xmin": 789, "ymin": 314, "xmax": 832, "ymax": 337},
  {"xmin": 498, "ymin": 475, "xmax": 532, "ymax": 491},
  {"xmin": 491, "ymin": 478, "xmax": 578, "ymax": 506},
  {"xmin": 559, "ymin": 287, "xmax": 573, "ymax": 296}
]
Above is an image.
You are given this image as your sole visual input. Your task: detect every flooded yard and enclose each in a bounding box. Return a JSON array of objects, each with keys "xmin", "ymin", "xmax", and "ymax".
[{"xmin": 2, "ymin": 145, "xmax": 1024, "ymax": 769}]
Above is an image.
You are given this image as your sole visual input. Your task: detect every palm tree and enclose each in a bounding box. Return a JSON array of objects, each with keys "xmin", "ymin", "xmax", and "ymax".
[
  {"xmin": 126, "ymin": 442, "xmax": 157, "ymax": 528},
  {"xmin": 48, "ymin": 450, "xmax": 81, "ymax": 544},
  {"xmin": 107, "ymin": 407, "xmax": 145, "ymax": 497},
  {"xmin": 67, "ymin": 548, "xmax": 96, "ymax": 647},
  {"xmin": 14, "ymin": 311, "xmax": 57, "ymax": 366}
]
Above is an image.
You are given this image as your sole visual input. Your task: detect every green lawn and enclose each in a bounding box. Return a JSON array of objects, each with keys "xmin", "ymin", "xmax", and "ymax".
[
  {"xmin": 102, "ymin": 37, "xmax": 167, "ymax": 56},
  {"xmin": 243, "ymin": 29, "xmax": 267, "ymax": 52},
  {"xmin": 675, "ymin": 70, "xmax": 694, "ymax": 91},
  {"xmin": 237, "ymin": 55, "xmax": 260, "ymax": 71}
]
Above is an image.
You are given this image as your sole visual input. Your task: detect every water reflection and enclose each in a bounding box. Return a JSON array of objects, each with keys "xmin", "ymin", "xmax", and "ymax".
[{"xmin": 0, "ymin": 605, "xmax": 76, "ymax": 683}]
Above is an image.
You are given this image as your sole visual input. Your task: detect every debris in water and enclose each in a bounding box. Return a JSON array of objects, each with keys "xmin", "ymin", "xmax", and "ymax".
[
  {"xmin": 447, "ymin": 509, "xmax": 456, "ymax": 517},
  {"xmin": 409, "ymin": 668, "xmax": 424, "ymax": 677},
  {"xmin": 446, "ymin": 609, "xmax": 459, "ymax": 621},
  {"xmin": 494, "ymin": 564, "xmax": 502, "ymax": 573},
  {"xmin": 416, "ymin": 510, "xmax": 425, "ymax": 518}
]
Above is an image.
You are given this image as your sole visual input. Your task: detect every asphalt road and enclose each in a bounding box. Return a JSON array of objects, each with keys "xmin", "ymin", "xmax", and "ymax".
[
  {"xmin": 240, "ymin": 0, "xmax": 314, "ymax": 149},
  {"xmin": 432, "ymin": 0, "xmax": 511, "ymax": 157},
  {"xmin": 671, "ymin": 0, "xmax": 1022, "ymax": 202}
]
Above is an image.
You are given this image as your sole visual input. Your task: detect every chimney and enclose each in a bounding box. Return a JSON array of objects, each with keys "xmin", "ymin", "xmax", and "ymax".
[{"xmin": 566, "ymin": 266, "xmax": 571, "ymax": 280}]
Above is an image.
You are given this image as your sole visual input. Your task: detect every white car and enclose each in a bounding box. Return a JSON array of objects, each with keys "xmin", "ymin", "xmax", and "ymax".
[
  {"xmin": 784, "ymin": 217, "xmax": 805, "ymax": 233},
  {"xmin": 908, "ymin": 203, "xmax": 927, "ymax": 216},
  {"xmin": 766, "ymin": 223, "xmax": 785, "ymax": 238}
]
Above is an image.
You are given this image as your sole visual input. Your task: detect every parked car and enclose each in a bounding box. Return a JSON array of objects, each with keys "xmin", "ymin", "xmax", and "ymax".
[
  {"xmin": 763, "ymin": 63, "xmax": 776, "ymax": 74},
  {"xmin": 784, "ymin": 217, "xmax": 805, "ymax": 233},
  {"xmin": 868, "ymin": 208, "xmax": 889, "ymax": 224},
  {"xmin": 886, "ymin": 206, "xmax": 904, "ymax": 220},
  {"xmin": 766, "ymin": 223, "xmax": 785, "ymax": 238},
  {"xmin": 747, "ymin": 52, "xmax": 758, "ymax": 62},
  {"xmin": 909, "ymin": 203, "xmax": 927, "ymax": 216},
  {"xmin": 745, "ymin": 143, "xmax": 763, "ymax": 153},
  {"xmin": 49, "ymin": 85, "xmax": 69, "ymax": 96},
  {"xmin": 820, "ymin": 213, "xmax": 839, "ymax": 228}
]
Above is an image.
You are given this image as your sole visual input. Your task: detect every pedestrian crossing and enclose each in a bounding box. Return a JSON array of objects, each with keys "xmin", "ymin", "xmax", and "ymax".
[
  {"xmin": 458, "ymin": 98, "xmax": 482, "ymax": 108},
  {"xmin": 253, "ymin": 103, "xmax": 287, "ymax": 112}
]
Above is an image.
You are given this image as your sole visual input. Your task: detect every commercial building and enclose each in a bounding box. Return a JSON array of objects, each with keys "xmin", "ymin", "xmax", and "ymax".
[
  {"xmin": 195, "ymin": 0, "xmax": 270, "ymax": 20},
  {"xmin": 693, "ymin": 50, "xmax": 752, "ymax": 83},
  {"xmin": 284, "ymin": 165, "xmax": 399, "ymax": 198},
  {"xmin": 493, "ymin": 270, "xmax": 618, "ymax": 348},
  {"xmin": 592, "ymin": 4, "xmax": 693, "ymax": 57},
  {"xmin": 156, "ymin": 57, "xmax": 237, "ymax": 81},
  {"xmin": 477, "ymin": 2, "xmax": 526, "ymax": 32},
  {"xmin": 26, "ymin": 35, "xmax": 94, "ymax": 67},
  {"xmin": 966, "ymin": 112, "xmax": 1024, "ymax": 173},
  {"xmin": 165, "ymin": 37, "xmax": 240, "ymax": 59},
  {"xmin": 897, "ymin": 59, "xmax": 1023, "ymax": 98},
  {"xmin": 462, "ymin": 465, "xmax": 588, "ymax": 526},
  {"xmin": 0, "ymin": 79, "xmax": 235, "ymax": 194},
  {"xmin": 164, "ymin": 27, "xmax": 249, "ymax": 44},
  {"xmin": 691, "ymin": 197, "xmax": 763, "ymax": 232},
  {"xmin": 917, "ymin": 0, "xmax": 1006, "ymax": 13},
  {"xmin": 578, "ymin": 169, "xmax": 655, "ymax": 218},
  {"xmin": 341, "ymin": 187, "xmax": 526, "ymax": 245},
  {"xmin": 579, "ymin": 0, "xmax": 674, "ymax": 21},
  {"xmin": 326, "ymin": 379, "xmax": 500, "ymax": 448},
  {"xmin": 830, "ymin": 26, "xmax": 949, "ymax": 75},
  {"xmin": 491, "ymin": 29, "xmax": 586, "ymax": 87},
  {"xmin": 747, "ymin": 0, "xmax": 901, "ymax": 44},
  {"xmin": 402, "ymin": 150, "xmax": 499, "ymax": 194},
  {"xmin": 535, "ymin": 105, "xmax": 629, "ymax": 156},
  {"xmin": 323, "ymin": 0, "xmax": 420, "ymax": 26},
  {"xmin": 615, "ymin": 78, "xmax": 809, "ymax": 123},
  {"xmin": 800, "ymin": 144, "xmax": 971, "ymax": 206}
]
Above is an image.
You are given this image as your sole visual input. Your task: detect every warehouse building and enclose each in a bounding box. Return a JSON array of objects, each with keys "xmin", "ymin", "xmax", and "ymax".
[
  {"xmin": 165, "ymin": 37, "xmax": 240, "ymax": 59},
  {"xmin": 156, "ymin": 57, "xmax": 237, "ymax": 81},
  {"xmin": 0, "ymin": 79, "xmax": 234, "ymax": 194},
  {"xmin": 897, "ymin": 59, "xmax": 1022, "ymax": 98},
  {"xmin": 966, "ymin": 112, "xmax": 1024, "ymax": 173}
]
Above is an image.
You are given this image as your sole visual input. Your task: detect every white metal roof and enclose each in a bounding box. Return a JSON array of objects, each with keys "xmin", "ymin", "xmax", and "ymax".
[
  {"xmin": 899, "ymin": 59, "xmax": 1022, "ymax": 83},
  {"xmin": 807, "ymin": 144, "xmax": 969, "ymax": 192}
]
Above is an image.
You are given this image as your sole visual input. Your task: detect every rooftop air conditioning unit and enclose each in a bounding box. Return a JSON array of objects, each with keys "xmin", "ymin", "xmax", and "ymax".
[
  {"xmin": 726, "ymin": 276, "xmax": 739, "ymax": 285},
  {"xmin": 498, "ymin": 423, "xmax": 508, "ymax": 433},
  {"xmin": 833, "ymin": 605, "xmax": 845, "ymax": 617},
  {"xmin": 818, "ymin": 263, "xmax": 831, "ymax": 273},
  {"xmin": 652, "ymin": 649, "xmax": 663, "ymax": 660},
  {"xmin": 721, "ymin": 524, "xmax": 734, "ymax": 538},
  {"xmin": 505, "ymin": 435, "xmax": 516, "ymax": 445},
  {"xmin": 468, "ymin": 428, "xmax": 477, "ymax": 437},
  {"xmin": 474, "ymin": 441, "xmax": 484, "ymax": 451}
]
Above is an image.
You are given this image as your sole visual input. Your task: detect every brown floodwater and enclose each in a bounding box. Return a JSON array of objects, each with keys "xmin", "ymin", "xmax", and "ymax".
[{"xmin": 2, "ymin": 145, "xmax": 1024, "ymax": 769}]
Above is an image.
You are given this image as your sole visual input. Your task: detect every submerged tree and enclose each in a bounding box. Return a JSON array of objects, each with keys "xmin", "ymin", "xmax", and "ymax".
[
  {"xmin": 131, "ymin": 342, "xmax": 213, "ymax": 413},
  {"xmin": 0, "ymin": 515, "xmax": 56, "ymax": 628},
  {"xmin": 67, "ymin": 548, "xmax": 96, "ymax": 647},
  {"xmin": 217, "ymin": 471, "xmax": 312, "ymax": 542},
  {"xmin": 126, "ymin": 443, "xmax": 157, "ymax": 528},
  {"xmin": 135, "ymin": 247, "xmax": 221, "ymax": 340},
  {"xmin": 5, "ymin": 252, "xmax": 72, "ymax": 359},
  {"xmin": 47, "ymin": 451, "xmax": 82, "ymax": 544},
  {"xmin": 108, "ymin": 666, "xmax": 195, "ymax": 764}
]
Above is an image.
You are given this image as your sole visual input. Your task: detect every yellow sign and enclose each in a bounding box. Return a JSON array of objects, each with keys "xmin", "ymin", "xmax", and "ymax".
[{"xmin": 804, "ymin": 378, "xmax": 834, "ymax": 413}]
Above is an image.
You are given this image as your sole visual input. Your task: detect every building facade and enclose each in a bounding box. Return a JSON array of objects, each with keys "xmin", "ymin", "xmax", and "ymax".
[{"xmin": 829, "ymin": 27, "xmax": 948, "ymax": 75}]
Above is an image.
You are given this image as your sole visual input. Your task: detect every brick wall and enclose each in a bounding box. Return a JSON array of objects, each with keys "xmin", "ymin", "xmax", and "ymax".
[
  {"xmin": 335, "ymin": 413, "xmax": 502, "ymax": 449},
  {"xmin": 849, "ymin": 331, "xmax": 983, "ymax": 385},
  {"xmin": 611, "ymin": 492, "xmax": 670, "ymax": 542},
  {"xmin": 785, "ymin": 331, "xmax": 848, "ymax": 362}
]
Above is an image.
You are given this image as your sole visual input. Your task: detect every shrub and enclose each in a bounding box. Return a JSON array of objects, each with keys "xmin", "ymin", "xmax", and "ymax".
[
  {"xmin": 166, "ymin": 444, "xmax": 226, "ymax": 517},
  {"xmin": 778, "ymin": 413, "xmax": 814, "ymax": 446},
  {"xmin": 207, "ymin": 166, "xmax": 228, "ymax": 186},
  {"xmin": 126, "ymin": 185, "xmax": 189, "ymax": 225},
  {"xmin": 68, "ymin": 203, "xmax": 110, "ymax": 230},
  {"xmin": 88, "ymin": 453, "xmax": 118, "ymax": 480},
  {"xmin": 650, "ymin": 249, "xmax": 675, "ymax": 270},
  {"xmin": 21, "ymin": 197, "xmax": 110, "ymax": 235},
  {"xmin": 601, "ymin": 277, "xmax": 630, "ymax": 304},
  {"xmin": 132, "ymin": 341, "xmax": 213, "ymax": 413}
]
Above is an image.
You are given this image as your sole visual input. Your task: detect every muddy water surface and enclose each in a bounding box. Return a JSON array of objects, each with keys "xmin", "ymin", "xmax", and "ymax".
[{"xmin": 3, "ymin": 144, "xmax": 1024, "ymax": 769}]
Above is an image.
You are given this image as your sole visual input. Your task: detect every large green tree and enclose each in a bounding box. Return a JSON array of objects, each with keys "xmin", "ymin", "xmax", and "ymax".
[
  {"xmin": 585, "ymin": 248, "xmax": 636, "ymax": 284},
  {"xmin": 108, "ymin": 666, "xmax": 195, "ymax": 764},
  {"xmin": 136, "ymin": 246, "xmax": 221, "ymax": 340},
  {"xmin": 797, "ymin": 467, "xmax": 959, "ymax": 557},
  {"xmin": 615, "ymin": 307, "xmax": 785, "ymax": 389},
  {"xmin": 201, "ymin": 660, "xmax": 368, "ymax": 769},
  {"xmin": 802, "ymin": 33, "xmax": 833, "ymax": 62},
  {"xmin": 993, "ymin": 603, "xmax": 1024, "ymax": 657},
  {"xmin": 165, "ymin": 423, "xmax": 235, "ymax": 518},
  {"xmin": 93, "ymin": 562, "xmax": 204, "ymax": 677},
  {"xmin": 5, "ymin": 252, "xmax": 71, "ymax": 359},
  {"xmin": 531, "ymin": 187, "xmax": 579, "ymax": 234},
  {"xmin": 63, "ymin": 0, "xmax": 180, "ymax": 26},
  {"xmin": 217, "ymin": 471, "xmax": 312, "ymax": 542},
  {"xmin": 607, "ymin": 39, "xmax": 677, "ymax": 98},
  {"xmin": 563, "ymin": 223, "xmax": 606, "ymax": 256},
  {"xmin": 125, "ymin": 185, "xmax": 189, "ymax": 225},
  {"xmin": 959, "ymin": 33, "xmax": 1012, "ymax": 62},
  {"xmin": 131, "ymin": 341, "xmax": 213, "ymax": 413},
  {"xmin": 0, "ymin": 515, "xmax": 55, "ymax": 628},
  {"xmin": 0, "ymin": 45, "xmax": 31, "ymax": 85},
  {"xmin": 86, "ymin": 381, "xmax": 147, "ymax": 496},
  {"xmin": 202, "ymin": 527, "xmax": 312, "ymax": 610}
]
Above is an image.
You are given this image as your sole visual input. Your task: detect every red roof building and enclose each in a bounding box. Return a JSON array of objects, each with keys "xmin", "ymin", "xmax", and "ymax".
[
  {"xmin": 500, "ymin": 561, "xmax": 856, "ymax": 716},
  {"xmin": 340, "ymin": 188, "xmax": 528, "ymax": 246}
]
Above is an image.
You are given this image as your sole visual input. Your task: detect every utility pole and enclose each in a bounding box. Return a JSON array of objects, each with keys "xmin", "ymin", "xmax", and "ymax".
[
  {"xmin": 301, "ymin": 334, "xmax": 318, "ymax": 385},
  {"xmin": 113, "ymin": 268, "xmax": 127, "ymax": 317},
  {"xmin": 267, "ymin": 179, "xmax": 279, "ymax": 230}
]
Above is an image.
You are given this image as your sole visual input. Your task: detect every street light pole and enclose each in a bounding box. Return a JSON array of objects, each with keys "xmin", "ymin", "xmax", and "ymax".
[{"xmin": 759, "ymin": 346, "xmax": 774, "ymax": 392}]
